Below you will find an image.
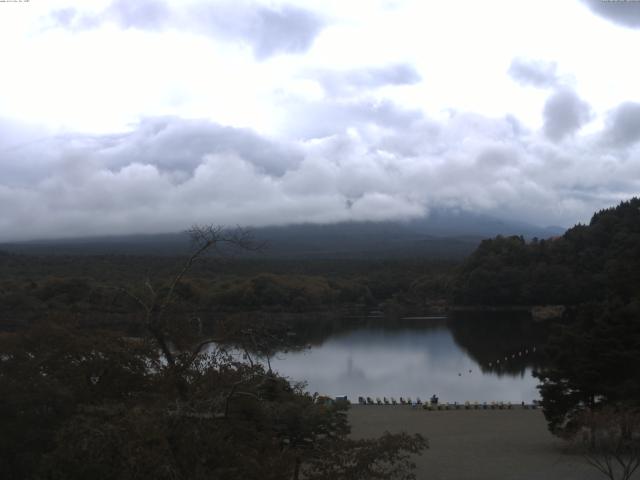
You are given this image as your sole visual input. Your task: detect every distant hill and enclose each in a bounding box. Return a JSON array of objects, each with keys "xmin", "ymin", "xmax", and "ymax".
[{"xmin": 0, "ymin": 210, "xmax": 563, "ymax": 259}]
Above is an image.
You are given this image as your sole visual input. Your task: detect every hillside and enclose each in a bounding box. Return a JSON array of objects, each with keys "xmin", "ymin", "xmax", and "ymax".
[
  {"xmin": 0, "ymin": 210, "xmax": 561, "ymax": 259},
  {"xmin": 452, "ymin": 198, "xmax": 640, "ymax": 306}
]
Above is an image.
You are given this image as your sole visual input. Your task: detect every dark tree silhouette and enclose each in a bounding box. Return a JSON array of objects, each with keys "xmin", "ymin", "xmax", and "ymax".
[{"xmin": 0, "ymin": 225, "xmax": 427, "ymax": 480}]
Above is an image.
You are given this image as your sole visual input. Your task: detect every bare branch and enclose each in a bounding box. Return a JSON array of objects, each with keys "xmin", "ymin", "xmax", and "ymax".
[
  {"xmin": 118, "ymin": 224, "xmax": 263, "ymax": 399},
  {"xmin": 181, "ymin": 337, "xmax": 224, "ymax": 371},
  {"xmin": 144, "ymin": 277, "xmax": 157, "ymax": 300},
  {"xmin": 116, "ymin": 286, "xmax": 151, "ymax": 315},
  {"xmin": 155, "ymin": 225, "xmax": 263, "ymax": 326}
]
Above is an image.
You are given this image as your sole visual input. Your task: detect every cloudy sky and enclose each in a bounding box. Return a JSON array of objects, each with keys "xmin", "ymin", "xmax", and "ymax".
[{"xmin": 1, "ymin": 0, "xmax": 640, "ymax": 241}]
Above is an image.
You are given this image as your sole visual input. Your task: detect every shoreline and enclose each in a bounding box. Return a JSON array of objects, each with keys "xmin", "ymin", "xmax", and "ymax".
[{"xmin": 351, "ymin": 400, "xmax": 539, "ymax": 409}]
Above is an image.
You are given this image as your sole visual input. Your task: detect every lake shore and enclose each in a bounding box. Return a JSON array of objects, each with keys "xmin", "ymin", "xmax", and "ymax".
[{"xmin": 348, "ymin": 405, "xmax": 602, "ymax": 480}]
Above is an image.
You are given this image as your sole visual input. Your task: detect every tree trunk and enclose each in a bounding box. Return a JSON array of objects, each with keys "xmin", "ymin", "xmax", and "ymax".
[{"xmin": 292, "ymin": 456, "xmax": 301, "ymax": 480}]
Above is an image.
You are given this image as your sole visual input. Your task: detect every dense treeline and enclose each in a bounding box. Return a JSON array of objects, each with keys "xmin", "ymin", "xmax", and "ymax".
[
  {"xmin": 452, "ymin": 198, "xmax": 640, "ymax": 306},
  {"xmin": 0, "ymin": 256, "xmax": 454, "ymax": 331},
  {"xmin": 536, "ymin": 298, "xmax": 640, "ymax": 435}
]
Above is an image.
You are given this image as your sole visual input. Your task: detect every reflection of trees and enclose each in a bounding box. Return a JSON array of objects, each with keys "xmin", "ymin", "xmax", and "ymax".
[
  {"xmin": 221, "ymin": 309, "xmax": 550, "ymax": 380},
  {"xmin": 218, "ymin": 311, "xmax": 358, "ymax": 353},
  {"xmin": 219, "ymin": 310, "xmax": 450, "ymax": 354},
  {"xmin": 301, "ymin": 315, "xmax": 449, "ymax": 348},
  {"xmin": 449, "ymin": 311, "xmax": 548, "ymax": 377}
]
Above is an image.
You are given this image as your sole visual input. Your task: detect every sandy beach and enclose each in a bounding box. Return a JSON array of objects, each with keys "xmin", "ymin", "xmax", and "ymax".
[{"xmin": 348, "ymin": 405, "xmax": 605, "ymax": 480}]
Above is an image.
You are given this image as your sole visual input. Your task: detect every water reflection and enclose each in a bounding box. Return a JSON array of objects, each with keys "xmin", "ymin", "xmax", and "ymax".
[
  {"xmin": 449, "ymin": 311, "xmax": 546, "ymax": 376},
  {"xmin": 269, "ymin": 315, "xmax": 544, "ymax": 403}
]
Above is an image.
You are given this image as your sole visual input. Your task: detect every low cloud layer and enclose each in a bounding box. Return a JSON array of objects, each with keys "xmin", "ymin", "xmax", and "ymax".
[
  {"xmin": 581, "ymin": 0, "xmax": 640, "ymax": 28},
  {"xmin": 2, "ymin": 104, "xmax": 639, "ymax": 241},
  {"xmin": 48, "ymin": 0, "xmax": 325, "ymax": 59}
]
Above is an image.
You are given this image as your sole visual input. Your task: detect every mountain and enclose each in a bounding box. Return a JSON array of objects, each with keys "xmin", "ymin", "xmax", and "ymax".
[{"xmin": 0, "ymin": 210, "xmax": 563, "ymax": 259}]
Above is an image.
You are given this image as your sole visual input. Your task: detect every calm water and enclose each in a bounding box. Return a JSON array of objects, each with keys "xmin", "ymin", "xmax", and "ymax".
[{"xmin": 268, "ymin": 316, "xmax": 543, "ymax": 403}]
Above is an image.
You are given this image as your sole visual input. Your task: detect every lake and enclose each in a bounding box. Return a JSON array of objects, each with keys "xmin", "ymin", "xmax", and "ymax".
[{"xmin": 267, "ymin": 313, "xmax": 545, "ymax": 404}]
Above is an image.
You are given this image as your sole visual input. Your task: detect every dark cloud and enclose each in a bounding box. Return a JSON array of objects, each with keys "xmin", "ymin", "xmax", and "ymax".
[
  {"xmin": 104, "ymin": 0, "xmax": 172, "ymax": 30},
  {"xmin": 508, "ymin": 57, "xmax": 558, "ymax": 88},
  {"xmin": 312, "ymin": 64, "xmax": 422, "ymax": 96},
  {"xmin": 47, "ymin": 1, "xmax": 325, "ymax": 59},
  {"xmin": 602, "ymin": 102, "xmax": 640, "ymax": 147},
  {"xmin": 543, "ymin": 88, "xmax": 591, "ymax": 142},
  {"xmin": 580, "ymin": 0, "xmax": 640, "ymax": 28},
  {"xmin": 191, "ymin": 1, "xmax": 325, "ymax": 59},
  {"xmin": 99, "ymin": 117, "xmax": 303, "ymax": 176},
  {"xmin": 476, "ymin": 147, "xmax": 519, "ymax": 168},
  {"xmin": 241, "ymin": 4, "xmax": 325, "ymax": 59}
]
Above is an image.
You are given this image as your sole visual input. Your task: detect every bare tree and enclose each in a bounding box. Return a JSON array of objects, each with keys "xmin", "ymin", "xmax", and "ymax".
[
  {"xmin": 571, "ymin": 406, "xmax": 640, "ymax": 480},
  {"xmin": 120, "ymin": 225, "xmax": 263, "ymax": 397}
]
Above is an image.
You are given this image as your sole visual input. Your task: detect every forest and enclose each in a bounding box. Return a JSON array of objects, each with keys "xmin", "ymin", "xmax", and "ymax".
[
  {"xmin": 0, "ymin": 251, "xmax": 454, "ymax": 333},
  {"xmin": 0, "ymin": 227, "xmax": 439, "ymax": 479},
  {"xmin": 452, "ymin": 198, "xmax": 640, "ymax": 307},
  {"xmin": 2, "ymin": 200, "xmax": 640, "ymax": 479},
  {"xmin": 453, "ymin": 198, "xmax": 640, "ymax": 464}
]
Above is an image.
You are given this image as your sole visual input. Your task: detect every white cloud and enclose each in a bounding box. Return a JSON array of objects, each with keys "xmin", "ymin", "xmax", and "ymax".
[
  {"xmin": 309, "ymin": 63, "xmax": 422, "ymax": 96},
  {"xmin": 1, "ymin": 112, "xmax": 639, "ymax": 241},
  {"xmin": 47, "ymin": 0, "xmax": 326, "ymax": 60},
  {"xmin": 1, "ymin": 0, "xmax": 640, "ymax": 240},
  {"xmin": 508, "ymin": 58, "xmax": 559, "ymax": 88}
]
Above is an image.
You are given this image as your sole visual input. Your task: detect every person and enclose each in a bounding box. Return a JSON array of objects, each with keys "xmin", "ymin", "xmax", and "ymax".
[{"xmin": 430, "ymin": 394, "xmax": 439, "ymax": 405}]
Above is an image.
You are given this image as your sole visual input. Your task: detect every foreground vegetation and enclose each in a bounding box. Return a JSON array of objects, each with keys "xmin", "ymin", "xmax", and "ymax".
[{"xmin": 0, "ymin": 227, "xmax": 429, "ymax": 479}]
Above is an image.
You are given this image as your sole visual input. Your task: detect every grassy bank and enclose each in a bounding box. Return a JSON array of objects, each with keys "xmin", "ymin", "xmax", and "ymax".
[{"xmin": 348, "ymin": 405, "xmax": 603, "ymax": 480}]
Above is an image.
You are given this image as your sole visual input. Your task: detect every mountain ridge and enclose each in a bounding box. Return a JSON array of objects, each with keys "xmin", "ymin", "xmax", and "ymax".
[{"xmin": 0, "ymin": 210, "xmax": 564, "ymax": 259}]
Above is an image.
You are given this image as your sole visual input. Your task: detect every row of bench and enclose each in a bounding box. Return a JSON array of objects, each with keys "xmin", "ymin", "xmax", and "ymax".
[{"xmin": 355, "ymin": 397, "xmax": 540, "ymax": 409}]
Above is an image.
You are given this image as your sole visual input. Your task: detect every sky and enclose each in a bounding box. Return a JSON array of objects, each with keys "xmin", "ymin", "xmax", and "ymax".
[{"xmin": 1, "ymin": 0, "xmax": 640, "ymax": 241}]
